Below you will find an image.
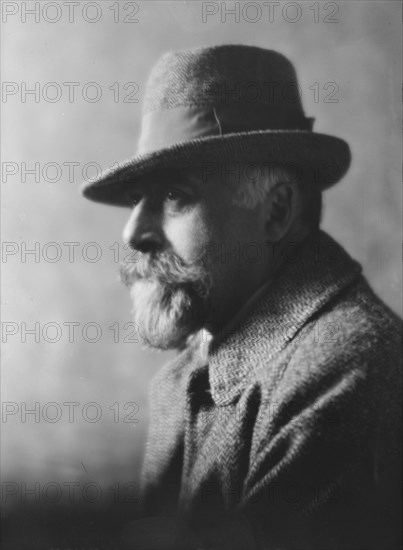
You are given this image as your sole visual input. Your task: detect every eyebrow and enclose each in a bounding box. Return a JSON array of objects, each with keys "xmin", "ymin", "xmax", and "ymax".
[{"xmin": 125, "ymin": 170, "xmax": 200, "ymax": 196}]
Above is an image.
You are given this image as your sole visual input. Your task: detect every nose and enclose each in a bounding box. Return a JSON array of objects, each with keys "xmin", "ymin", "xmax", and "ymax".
[{"xmin": 122, "ymin": 200, "xmax": 164, "ymax": 253}]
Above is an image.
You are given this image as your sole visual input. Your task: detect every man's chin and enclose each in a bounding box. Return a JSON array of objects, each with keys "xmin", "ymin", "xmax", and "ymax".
[{"xmin": 129, "ymin": 279, "xmax": 206, "ymax": 351}]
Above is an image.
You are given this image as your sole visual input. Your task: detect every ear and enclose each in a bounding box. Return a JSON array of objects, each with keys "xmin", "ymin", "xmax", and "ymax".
[{"xmin": 264, "ymin": 182, "xmax": 299, "ymax": 241}]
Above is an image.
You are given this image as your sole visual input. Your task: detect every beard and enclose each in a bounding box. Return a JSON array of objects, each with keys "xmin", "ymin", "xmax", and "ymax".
[{"xmin": 119, "ymin": 250, "xmax": 212, "ymax": 350}]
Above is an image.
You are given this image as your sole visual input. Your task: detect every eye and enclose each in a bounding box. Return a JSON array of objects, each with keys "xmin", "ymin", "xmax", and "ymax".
[
  {"xmin": 130, "ymin": 193, "xmax": 142, "ymax": 207},
  {"xmin": 164, "ymin": 188, "xmax": 188, "ymax": 203}
]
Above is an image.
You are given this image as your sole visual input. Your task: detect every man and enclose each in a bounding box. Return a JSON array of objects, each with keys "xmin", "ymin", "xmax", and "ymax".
[{"xmin": 82, "ymin": 45, "xmax": 401, "ymax": 549}]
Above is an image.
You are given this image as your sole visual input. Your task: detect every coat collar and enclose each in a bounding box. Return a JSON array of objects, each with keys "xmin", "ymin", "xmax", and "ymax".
[{"xmin": 205, "ymin": 229, "xmax": 363, "ymax": 406}]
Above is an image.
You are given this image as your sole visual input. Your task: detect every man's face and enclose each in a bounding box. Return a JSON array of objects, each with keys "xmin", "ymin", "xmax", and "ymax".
[{"xmin": 120, "ymin": 165, "xmax": 271, "ymax": 350}]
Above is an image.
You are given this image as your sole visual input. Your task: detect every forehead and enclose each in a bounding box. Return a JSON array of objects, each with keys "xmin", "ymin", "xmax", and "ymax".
[
  {"xmin": 130, "ymin": 162, "xmax": 258, "ymax": 191},
  {"xmin": 127, "ymin": 165, "xmax": 223, "ymax": 194}
]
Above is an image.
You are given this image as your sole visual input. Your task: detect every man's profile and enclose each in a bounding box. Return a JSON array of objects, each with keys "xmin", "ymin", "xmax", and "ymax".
[{"xmin": 81, "ymin": 45, "xmax": 401, "ymax": 549}]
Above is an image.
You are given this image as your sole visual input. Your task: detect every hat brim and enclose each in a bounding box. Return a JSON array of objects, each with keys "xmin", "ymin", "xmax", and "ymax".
[{"xmin": 81, "ymin": 130, "xmax": 351, "ymax": 207}]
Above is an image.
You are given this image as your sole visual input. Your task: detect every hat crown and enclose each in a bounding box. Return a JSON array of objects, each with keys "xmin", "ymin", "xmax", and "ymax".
[
  {"xmin": 143, "ymin": 44, "xmax": 305, "ymax": 116},
  {"xmin": 81, "ymin": 44, "xmax": 351, "ymax": 206}
]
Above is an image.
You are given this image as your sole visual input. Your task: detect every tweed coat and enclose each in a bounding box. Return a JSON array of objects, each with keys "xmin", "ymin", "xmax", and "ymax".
[{"xmin": 138, "ymin": 229, "xmax": 402, "ymax": 550}]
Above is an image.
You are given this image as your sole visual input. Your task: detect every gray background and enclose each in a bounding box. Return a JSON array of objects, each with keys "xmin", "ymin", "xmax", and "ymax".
[{"xmin": 2, "ymin": 0, "xmax": 402, "ymax": 519}]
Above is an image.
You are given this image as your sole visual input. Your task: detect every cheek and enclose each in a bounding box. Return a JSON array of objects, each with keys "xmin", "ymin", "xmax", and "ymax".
[
  {"xmin": 218, "ymin": 205, "xmax": 264, "ymax": 245},
  {"xmin": 163, "ymin": 208, "xmax": 214, "ymax": 262},
  {"xmin": 163, "ymin": 201, "xmax": 264, "ymax": 268}
]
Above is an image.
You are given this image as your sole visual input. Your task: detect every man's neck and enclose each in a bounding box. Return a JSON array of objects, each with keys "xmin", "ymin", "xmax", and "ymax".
[{"xmin": 204, "ymin": 228, "xmax": 314, "ymax": 338}]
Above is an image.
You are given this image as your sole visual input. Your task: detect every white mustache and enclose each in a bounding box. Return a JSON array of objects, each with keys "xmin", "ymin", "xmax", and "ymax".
[{"xmin": 119, "ymin": 251, "xmax": 212, "ymax": 299}]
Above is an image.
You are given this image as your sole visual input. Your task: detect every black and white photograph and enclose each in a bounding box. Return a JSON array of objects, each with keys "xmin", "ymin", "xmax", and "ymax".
[{"xmin": 1, "ymin": 1, "xmax": 402, "ymax": 549}]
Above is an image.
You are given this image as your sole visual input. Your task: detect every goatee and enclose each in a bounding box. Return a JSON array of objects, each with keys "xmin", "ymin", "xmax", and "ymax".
[{"xmin": 119, "ymin": 251, "xmax": 212, "ymax": 350}]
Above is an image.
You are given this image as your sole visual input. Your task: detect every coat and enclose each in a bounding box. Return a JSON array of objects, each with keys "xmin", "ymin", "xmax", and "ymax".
[{"xmin": 138, "ymin": 229, "xmax": 402, "ymax": 550}]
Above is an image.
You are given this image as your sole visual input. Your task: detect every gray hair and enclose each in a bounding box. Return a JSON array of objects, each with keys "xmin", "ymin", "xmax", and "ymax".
[
  {"xmin": 232, "ymin": 162, "xmax": 323, "ymax": 230},
  {"xmin": 232, "ymin": 163, "xmax": 300, "ymax": 210}
]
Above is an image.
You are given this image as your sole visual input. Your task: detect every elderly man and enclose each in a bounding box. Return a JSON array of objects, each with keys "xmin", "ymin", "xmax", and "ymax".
[{"xmin": 82, "ymin": 45, "xmax": 401, "ymax": 550}]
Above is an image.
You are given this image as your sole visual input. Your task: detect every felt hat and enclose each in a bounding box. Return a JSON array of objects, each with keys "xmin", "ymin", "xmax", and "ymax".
[{"xmin": 81, "ymin": 44, "xmax": 351, "ymax": 207}]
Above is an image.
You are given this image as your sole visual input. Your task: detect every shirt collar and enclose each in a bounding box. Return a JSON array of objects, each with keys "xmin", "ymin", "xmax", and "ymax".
[{"xmin": 205, "ymin": 229, "xmax": 363, "ymax": 406}]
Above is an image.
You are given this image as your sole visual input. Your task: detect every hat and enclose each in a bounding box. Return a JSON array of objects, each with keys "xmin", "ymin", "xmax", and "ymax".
[{"xmin": 81, "ymin": 44, "xmax": 351, "ymax": 207}]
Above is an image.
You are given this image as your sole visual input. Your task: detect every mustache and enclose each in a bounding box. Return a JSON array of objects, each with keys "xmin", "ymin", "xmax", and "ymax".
[{"xmin": 119, "ymin": 250, "xmax": 212, "ymax": 298}]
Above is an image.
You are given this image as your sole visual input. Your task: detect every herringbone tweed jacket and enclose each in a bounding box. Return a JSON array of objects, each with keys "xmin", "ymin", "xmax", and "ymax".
[{"xmin": 138, "ymin": 229, "xmax": 402, "ymax": 550}]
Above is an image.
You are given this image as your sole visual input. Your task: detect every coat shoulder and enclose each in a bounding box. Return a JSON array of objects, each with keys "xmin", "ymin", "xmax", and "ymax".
[
  {"xmin": 299, "ymin": 275, "xmax": 401, "ymax": 371},
  {"xmin": 256, "ymin": 275, "xmax": 402, "ymax": 398}
]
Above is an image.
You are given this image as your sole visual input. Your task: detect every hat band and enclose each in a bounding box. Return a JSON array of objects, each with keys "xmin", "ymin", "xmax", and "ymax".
[{"xmin": 137, "ymin": 105, "xmax": 314, "ymax": 156}]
